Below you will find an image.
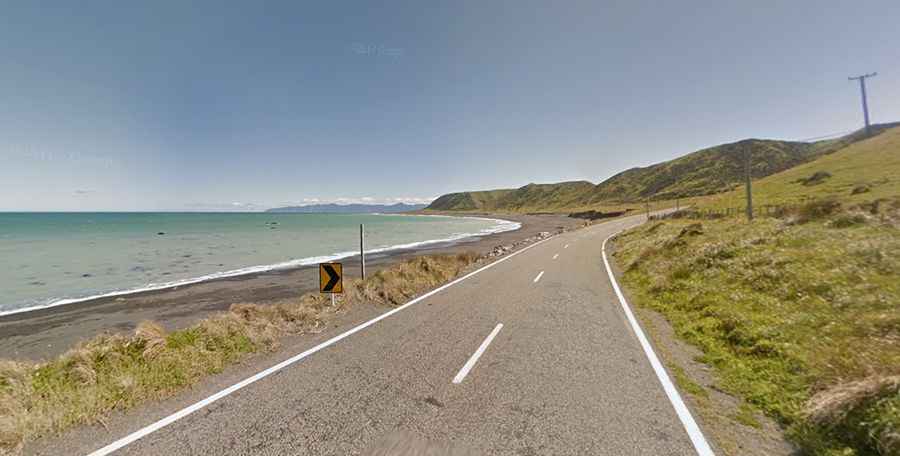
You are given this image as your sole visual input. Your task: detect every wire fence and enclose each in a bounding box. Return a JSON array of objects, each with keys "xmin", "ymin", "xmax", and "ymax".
[{"xmin": 649, "ymin": 203, "xmax": 798, "ymax": 221}]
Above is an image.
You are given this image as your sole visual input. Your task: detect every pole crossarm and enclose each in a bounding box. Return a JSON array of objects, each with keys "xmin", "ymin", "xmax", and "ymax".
[{"xmin": 848, "ymin": 72, "xmax": 877, "ymax": 81}]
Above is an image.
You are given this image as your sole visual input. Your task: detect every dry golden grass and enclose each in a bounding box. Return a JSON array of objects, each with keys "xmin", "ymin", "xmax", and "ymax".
[
  {"xmin": 805, "ymin": 375, "xmax": 900, "ymax": 455},
  {"xmin": 0, "ymin": 252, "xmax": 479, "ymax": 454},
  {"xmin": 807, "ymin": 376, "xmax": 900, "ymax": 427}
]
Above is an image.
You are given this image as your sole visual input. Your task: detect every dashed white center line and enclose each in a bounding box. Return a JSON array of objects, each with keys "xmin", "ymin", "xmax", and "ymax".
[
  {"xmin": 552, "ymin": 253, "xmax": 559, "ymax": 260},
  {"xmin": 452, "ymin": 323, "xmax": 503, "ymax": 384},
  {"xmin": 533, "ymin": 271, "xmax": 544, "ymax": 283},
  {"xmin": 564, "ymin": 244, "xmax": 570, "ymax": 249}
]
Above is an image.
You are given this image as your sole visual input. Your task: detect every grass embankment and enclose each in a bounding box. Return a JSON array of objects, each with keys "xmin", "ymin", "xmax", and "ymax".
[
  {"xmin": 613, "ymin": 200, "xmax": 900, "ymax": 455},
  {"xmin": 0, "ymin": 252, "xmax": 478, "ymax": 454}
]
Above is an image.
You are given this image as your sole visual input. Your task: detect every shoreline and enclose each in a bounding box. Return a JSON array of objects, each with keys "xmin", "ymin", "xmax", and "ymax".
[
  {"xmin": 0, "ymin": 213, "xmax": 521, "ymax": 319},
  {"xmin": 0, "ymin": 213, "xmax": 584, "ymax": 361}
]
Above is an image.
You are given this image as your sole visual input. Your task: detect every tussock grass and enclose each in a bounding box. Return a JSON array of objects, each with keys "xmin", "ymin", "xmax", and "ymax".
[
  {"xmin": 0, "ymin": 252, "xmax": 479, "ymax": 454},
  {"xmin": 345, "ymin": 253, "xmax": 478, "ymax": 306},
  {"xmin": 614, "ymin": 201, "xmax": 900, "ymax": 455}
]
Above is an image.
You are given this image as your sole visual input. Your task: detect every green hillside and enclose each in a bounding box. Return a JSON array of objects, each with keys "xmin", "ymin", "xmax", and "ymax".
[
  {"xmin": 426, "ymin": 124, "xmax": 898, "ymax": 212},
  {"xmin": 427, "ymin": 181, "xmax": 596, "ymax": 212},
  {"xmin": 586, "ymin": 139, "xmax": 819, "ymax": 203},
  {"xmin": 703, "ymin": 125, "xmax": 900, "ymax": 209},
  {"xmin": 494, "ymin": 181, "xmax": 596, "ymax": 210},
  {"xmin": 614, "ymin": 127, "xmax": 900, "ymax": 455},
  {"xmin": 426, "ymin": 189, "xmax": 515, "ymax": 211}
]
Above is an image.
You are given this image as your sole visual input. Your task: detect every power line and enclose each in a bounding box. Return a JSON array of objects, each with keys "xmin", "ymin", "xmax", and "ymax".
[{"xmin": 795, "ymin": 129, "xmax": 857, "ymax": 142}]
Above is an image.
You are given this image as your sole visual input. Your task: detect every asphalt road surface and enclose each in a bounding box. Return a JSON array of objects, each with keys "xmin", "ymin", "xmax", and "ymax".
[{"xmin": 37, "ymin": 213, "xmax": 714, "ymax": 455}]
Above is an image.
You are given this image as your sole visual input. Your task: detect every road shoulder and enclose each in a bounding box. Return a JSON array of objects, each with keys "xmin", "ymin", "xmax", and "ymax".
[{"xmin": 605, "ymin": 235, "xmax": 795, "ymax": 456}]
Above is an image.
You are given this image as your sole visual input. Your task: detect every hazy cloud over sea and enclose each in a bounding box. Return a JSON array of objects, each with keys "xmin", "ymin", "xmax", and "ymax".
[{"xmin": 184, "ymin": 197, "xmax": 434, "ymax": 212}]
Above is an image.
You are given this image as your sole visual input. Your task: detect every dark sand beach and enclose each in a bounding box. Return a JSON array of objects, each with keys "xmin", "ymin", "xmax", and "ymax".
[{"xmin": 0, "ymin": 213, "xmax": 584, "ymax": 360}]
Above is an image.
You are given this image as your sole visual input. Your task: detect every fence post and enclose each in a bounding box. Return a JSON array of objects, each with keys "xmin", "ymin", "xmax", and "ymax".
[{"xmin": 360, "ymin": 224, "xmax": 366, "ymax": 280}]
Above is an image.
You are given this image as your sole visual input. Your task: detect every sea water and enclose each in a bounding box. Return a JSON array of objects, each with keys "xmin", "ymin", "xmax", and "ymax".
[{"xmin": 0, "ymin": 212, "xmax": 518, "ymax": 315}]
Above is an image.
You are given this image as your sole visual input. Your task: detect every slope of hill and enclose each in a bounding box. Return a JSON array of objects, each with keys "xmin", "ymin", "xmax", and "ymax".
[
  {"xmin": 426, "ymin": 189, "xmax": 515, "ymax": 212},
  {"xmin": 703, "ymin": 124, "xmax": 900, "ymax": 209},
  {"xmin": 426, "ymin": 124, "xmax": 898, "ymax": 212},
  {"xmin": 588, "ymin": 139, "xmax": 819, "ymax": 203},
  {"xmin": 602, "ymin": 124, "xmax": 899, "ymax": 205},
  {"xmin": 428, "ymin": 181, "xmax": 596, "ymax": 212}
]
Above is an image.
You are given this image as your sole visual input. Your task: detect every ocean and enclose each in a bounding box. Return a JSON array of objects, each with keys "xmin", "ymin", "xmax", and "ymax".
[{"xmin": 0, "ymin": 212, "xmax": 518, "ymax": 315}]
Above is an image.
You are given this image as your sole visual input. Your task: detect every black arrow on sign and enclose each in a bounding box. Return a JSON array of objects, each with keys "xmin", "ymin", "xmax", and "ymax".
[{"xmin": 322, "ymin": 264, "xmax": 340, "ymax": 292}]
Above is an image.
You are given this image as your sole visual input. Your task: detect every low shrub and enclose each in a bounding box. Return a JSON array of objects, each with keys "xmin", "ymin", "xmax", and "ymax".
[
  {"xmin": 829, "ymin": 213, "xmax": 867, "ymax": 228},
  {"xmin": 795, "ymin": 171, "xmax": 833, "ymax": 186},
  {"xmin": 796, "ymin": 199, "xmax": 842, "ymax": 224},
  {"xmin": 851, "ymin": 184, "xmax": 872, "ymax": 195}
]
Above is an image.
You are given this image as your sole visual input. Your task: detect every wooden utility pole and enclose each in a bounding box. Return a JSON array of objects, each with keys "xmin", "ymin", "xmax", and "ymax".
[
  {"xmin": 849, "ymin": 72, "xmax": 877, "ymax": 136},
  {"xmin": 360, "ymin": 224, "xmax": 366, "ymax": 280},
  {"xmin": 745, "ymin": 148, "xmax": 753, "ymax": 221}
]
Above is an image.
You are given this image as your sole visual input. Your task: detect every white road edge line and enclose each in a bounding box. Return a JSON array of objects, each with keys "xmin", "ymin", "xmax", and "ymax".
[
  {"xmin": 84, "ymin": 236, "xmax": 554, "ymax": 456},
  {"xmin": 601, "ymin": 233, "xmax": 715, "ymax": 456},
  {"xmin": 452, "ymin": 323, "xmax": 503, "ymax": 384},
  {"xmin": 533, "ymin": 271, "xmax": 544, "ymax": 283},
  {"xmin": 552, "ymin": 253, "xmax": 559, "ymax": 260}
]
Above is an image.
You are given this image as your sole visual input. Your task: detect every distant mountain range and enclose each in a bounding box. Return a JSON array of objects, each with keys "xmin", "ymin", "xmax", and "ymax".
[
  {"xmin": 265, "ymin": 203, "xmax": 427, "ymax": 213},
  {"xmin": 426, "ymin": 123, "xmax": 899, "ymax": 212}
]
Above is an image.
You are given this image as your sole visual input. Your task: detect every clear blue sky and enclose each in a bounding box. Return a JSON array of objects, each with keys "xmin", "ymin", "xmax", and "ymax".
[{"xmin": 2, "ymin": 0, "xmax": 898, "ymax": 211}]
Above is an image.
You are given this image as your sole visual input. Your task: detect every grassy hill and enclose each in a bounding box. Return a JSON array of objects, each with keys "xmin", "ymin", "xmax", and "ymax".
[
  {"xmin": 587, "ymin": 139, "xmax": 817, "ymax": 203},
  {"xmin": 428, "ymin": 181, "xmax": 596, "ymax": 212},
  {"xmin": 585, "ymin": 130, "xmax": 893, "ymax": 203},
  {"xmin": 702, "ymin": 125, "xmax": 900, "ymax": 210},
  {"xmin": 613, "ymin": 129, "xmax": 900, "ymax": 455},
  {"xmin": 426, "ymin": 188, "xmax": 516, "ymax": 211},
  {"xmin": 426, "ymin": 124, "xmax": 898, "ymax": 213}
]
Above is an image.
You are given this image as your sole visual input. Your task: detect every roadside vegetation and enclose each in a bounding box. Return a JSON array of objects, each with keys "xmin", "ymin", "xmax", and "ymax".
[
  {"xmin": 0, "ymin": 252, "xmax": 479, "ymax": 454},
  {"xmin": 613, "ymin": 127, "xmax": 900, "ymax": 455},
  {"xmin": 610, "ymin": 127, "xmax": 900, "ymax": 454},
  {"xmin": 613, "ymin": 199, "xmax": 900, "ymax": 455}
]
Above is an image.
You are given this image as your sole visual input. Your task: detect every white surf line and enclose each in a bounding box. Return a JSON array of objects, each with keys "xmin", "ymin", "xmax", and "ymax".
[
  {"xmin": 601, "ymin": 234, "xmax": 715, "ymax": 456},
  {"xmin": 452, "ymin": 323, "xmax": 504, "ymax": 384},
  {"xmin": 552, "ymin": 253, "xmax": 559, "ymax": 260},
  {"xmin": 533, "ymin": 271, "xmax": 544, "ymax": 283},
  {"xmin": 0, "ymin": 216, "xmax": 522, "ymax": 318},
  {"xmin": 83, "ymin": 236, "xmax": 554, "ymax": 456}
]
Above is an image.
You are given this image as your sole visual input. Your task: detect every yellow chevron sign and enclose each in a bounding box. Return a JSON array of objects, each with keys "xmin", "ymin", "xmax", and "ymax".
[{"xmin": 319, "ymin": 263, "xmax": 343, "ymax": 293}]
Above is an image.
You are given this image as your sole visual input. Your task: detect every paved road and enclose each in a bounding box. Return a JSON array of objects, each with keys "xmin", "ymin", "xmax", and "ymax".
[{"xmin": 38, "ymin": 214, "xmax": 710, "ymax": 455}]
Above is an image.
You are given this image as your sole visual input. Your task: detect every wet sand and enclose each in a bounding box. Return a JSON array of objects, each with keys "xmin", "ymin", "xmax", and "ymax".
[{"xmin": 0, "ymin": 214, "xmax": 584, "ymax": 360}]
